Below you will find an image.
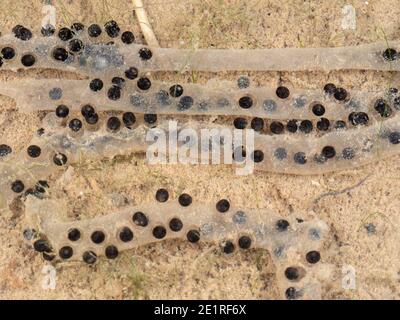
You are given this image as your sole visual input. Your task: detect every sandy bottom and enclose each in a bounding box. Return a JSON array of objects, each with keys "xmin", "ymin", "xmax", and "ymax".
[{"xmin": 1, "ymin": 0, "xmax": 400, "ymax": 300}]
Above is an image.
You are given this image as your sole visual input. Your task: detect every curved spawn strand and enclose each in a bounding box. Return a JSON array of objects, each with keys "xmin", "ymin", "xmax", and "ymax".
[
  {"xmin": 25, "ymin": 196, "xmax": 332, "ymax": 300},
  {"xmin": 1, "ymin": 109, "xmax": 397, "ymax": 205},
  {"xmin": 0, "ymin": 78, "xmax": 397, "ymax": 122}
]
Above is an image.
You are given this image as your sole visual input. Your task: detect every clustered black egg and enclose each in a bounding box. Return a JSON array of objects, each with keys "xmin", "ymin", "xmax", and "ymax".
[
  {"xmin": 91, "ymin": 230, "xmax": 105, "ymax": 244},
  {"xmin": 276, "ymin": 86, "xmax": 290, "ymax": 99},
  {"xmin": 50, "ymin": 104, "xmax": 66, "ymax": 121},
  {"xmin": 68, "ymin": 228, "xmax": 81, "ymax": 241},
  {"xmin": 306, "ymin": 250, "xmax": 321, "ymax": 264},
  {"xmin": 389, "ymin": 131, "xmax": 400, "ymax": 145},
  {"xmin": 10, "ymin": 24, "xmax": 394, "ymax": 288},
  {"xmin": 11, "ymin": 180, "xmax": 25, "ymax": 193},
  {"xmin": 107, "ymin": 86, "xmax": 121, "ymax": 100},
  {"xmin": 53, "ymin": 153, "xmax": 68, "ymax": 166},
  {"xmin": 178, "ymin": 96, "xmax": 194, "ymax": 111},
  {"xmin": 121, "ymin": 31, "xmax": 135, "ymax": 44},
  {"xmin": 312, "ymin": 103, "xmax": 325, "ymax": 116},
  {"xmin": 334, "ymin": 87, "xmax": 347, "ymax": 101},
  {"xmin": 26, "ymin": 186, "xmax": 322, "ymax": 280},
  {"xmin": 285, "ymin": 267, "xmax": 300, "ymax": 281},
  {"xmin": 59, "ymin": 246, "xmax": 73, "ymax": 259},
  {"xmin": 68, "ymin": 39, "xmax": 84, "ymax": 54},
  {"xmin": 187, "ymin": 230, "xmax": 200, "ymax": 243},
  {"xmin": 144, "ymin": 113, "xmax": 157, "ymax": 124},
  {"xmin": 125, "ymin": 67, "xmax": 139, "ymax": 80},
  {"xmin": 105, "ymin": 245, "xmax": 119, "ymax": 259},
  {"xmin": 133, "ymin": 211, "xmax": 149, "ymax": 227},
  {"xmin": 139, "ymin": 47, "xmax": 153, "ymax": 60},
  {"xmin": 348, "ymin": 112, "xmax": 369, "ymax": 126},
  {"xmin": 232, "ymin": 115, "xmax": 348, "ymax": 136},
  {"xmin": 53, "ymin": 47, "xmax": 69, "ymax": 62},
  {"xmin": 323, "ymin": 83, "xmax": 349, "ymax": 102},
  {"xmin": 88, "ymin": 24, "xmax": 102, "ymax": 37},
  {"xmin": 238, "ymin": 235, "xmax": 252, "ymax": 249},
  {"xmin": 342, "ymin": 147, "xmax": 355, "ymax": 159},
  {"xmin": 383, "ymin": 48, "xmax": 398, "ymax": 61},
  {"xmin": 107, "ymin": 116, "xmax": 121, "ymax": 132},
  {"xmin": 27, "ymin": 145, "xmax": 41, "ymax": 158},
  {"xmin": 122, "ymin": 112, "xmax": 136, "ymax": 127},
  {"xmin": 33, "ymin": 239, "xmax": 52, "ymax": 253},
  {"xmin": 169, "ymin": 218, "xmax": 183, "ymax": 232},
  {"xmin": 21, "ymin": 54, "xmax": 36, "ymax": 67},
  {"xmin": 221, "ymin": 240, "xmax": 235, "ymax": 254},
  {"xmin": 104, "ymin": 20, "xmax": 120, "ymax": 38},
  {"xmin": 317, "ymin": 118, "xmax": 330, "ymax": 131},
  {"xmin": 112, "ymin": 77, "xmax": 125, "ymax": 89},
  {"xmin": 249, "ymin": 149, "xmax": 263, "ymax": 163},
  {"xmin": 89, "ymin": 78, "xmax": 104, "ymax": 92},
  {"xmin": 299, "ymin": 120, "xmax": 313, "ymax": 133},
  {"xmin": 276, "ymin": 219, "xmax": 290, "ymax": 231},
  {"xmin": 80, "ymin": 104, "xmax": 95, "ymax": 119},
  {"xmin": 71, "ymin": 23, "xmax": 85, "ymax": 33},
  {"xmin": 294, "ymin": 152, "xmax": 307, "ymax": 165},
  {"xmin": 238, "ymin": 96, "xmax": 253, "ymax": 109},
  {"xmin": 41, "ymin": 24, "xmax": 56, "ymax": 37},
  {"xmin": 1, "ymin": 47, "xmax": 15, "ymax": 60},
  {"xmin": 0, "ymin": 144, "xmax": 12, "ymax": 157},
  {"xmin": 270, "ymin": 121, "xmax": 284, "ymax": 134},
  {"xmin": 83, "ymin": 251, "xmax": 97, "ymax": 264},
  {"xmin": 137, "ymin": 77, "xmax": 152, "ymax": 91},
  {"xmin": 69, "ymin": 118, "xmax": 83, "ymax": 132},
  {"xmin": 178, "ymin": 193, "xmax": 192, "ymax": 207},
  {"xmin": 155, "ymin": 188, "xmax": 169, "ymax": 202},
  {"xmin": 233, "ymin": 117, "xmax": 247, "ymax": 129},
  {"xmin": 216, "ymin": 199, "xmax": 230, "ymax": 213},
  {"xmin": 85, "ymin": 112, "xmax": 99, "ymax": 125},
  {"xmin": 58, "ymin": 27, "xmax": 74, "ymax": 41},
  {"xmin": 53, "ymin": 192, "xmax": 255, "ymax": 261},
  {"xmin": 7, "ymin": 21, "xmax": 134, "ymax": 72},
  {"xmin": 12, "ymin": 25, "xmax": 32, "ymax": 41},
  {"xmin": 153, "ymin": 226, "xmax": 167, "ymax": 239},
  {"xmin": 334, "ymin": 120, "xmax": 346, "ymax": 130},
  {"xmin": 285, "ymin": 287, "xmax": 300, "ymax": 300},
  {"xmin": 322, "ymin": 146, "xmax": 336, "ymax": 159},
  {"xmin": 374, "ymin": 98, "xmax": 392, "ymax": 118},
  {"xmin": 170, "ymin": 85, "xmax": 184, "ymax": 98},
  {"xmin": 119, "ymin": 227, "xmax": 134, "ymax": 242},
  {"xmin": 286, "ymin": 120, "xmax": 298, "ymax": 133},
  {"xmin": 251, "ymin": 117, "xmax": 264, "ymax": 131}
]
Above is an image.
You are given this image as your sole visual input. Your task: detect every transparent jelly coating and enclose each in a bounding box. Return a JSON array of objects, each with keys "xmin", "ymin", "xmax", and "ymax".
[
  {"xmin": 26, "ymin": 196, "xmax": 331, "ymax": 300},
  {"xmin": 2, "ymin": 106, "xmax": 400, "ymax": 210},
  {"xmin": 0, "ymin": 78, "xmax": 395, "ymax": 122},
  {"xmin": 0, "ymin": 33, "xmax": 399, "ymax": 75}
]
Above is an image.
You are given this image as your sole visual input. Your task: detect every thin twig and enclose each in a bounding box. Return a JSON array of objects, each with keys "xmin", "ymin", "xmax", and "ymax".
[{"xmin": 132, "ymin": 0, "xmax": 160, "ymax": 47}]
